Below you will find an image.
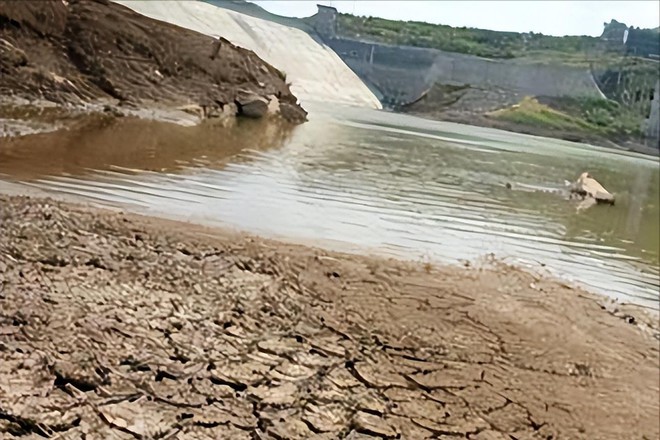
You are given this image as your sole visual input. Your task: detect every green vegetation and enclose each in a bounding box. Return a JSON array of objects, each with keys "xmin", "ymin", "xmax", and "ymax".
[
  {"xmin": 336, "ymin": 14, "xmax": 660, "ymax": 66},
  {"xmin": 551, "ymin": 96, "xmax": 644, "ymax": 137},
  {"xmin": 489, "ymin": 98, "xmax": 593, "ymax": 132},
  {"xmin": 337, "ymin": 13, "xmax": 613, "ymax": 62},
  {"xmin": 332, "ymin": 12, "xmax": 656, "ymax": 147},
  {"xmin": 593, "ymin": 58, "xmax": 659, "ymax": 105},
  {"xmin": 488, "ymin": 96, "xmax": 643, "ymax": 139}
]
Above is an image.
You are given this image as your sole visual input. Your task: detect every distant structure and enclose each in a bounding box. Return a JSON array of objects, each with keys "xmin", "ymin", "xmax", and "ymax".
[
  {"xmin": 626, "ymin": 28, "xmax": 660, "ymax": 59},
  {"xmin": 313, "ymin": 4, "xmax": 337, "ymax": 39},
  {"xmin": 310, "ymin": 5, "xmax": 604, "ymax": 107},
  {"xmin": 601, "ymin": 20, "xmax": 660, "ymax": 59},
  {"xmin": 643, "ymin": 80, "xmax": 660, "ymax": 148}
]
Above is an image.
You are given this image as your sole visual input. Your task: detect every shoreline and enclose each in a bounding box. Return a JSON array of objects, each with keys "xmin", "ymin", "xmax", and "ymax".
[
  {"xmin": 402, "ymin": 109, "xmax": 660, "ymax": 157},
  {"xmin": 1, "ymin": 194, "xmax": 658, "ymax": 439},
  {"xmin": 2, "ymin": 176, "xmax": 657, "ymax": 314}
]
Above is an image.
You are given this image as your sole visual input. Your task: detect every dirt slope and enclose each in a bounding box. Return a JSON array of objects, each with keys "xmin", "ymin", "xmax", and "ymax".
[
  {"xmin": 0, "ymin": 0, "xmax": 307, "ymax": 123},
  {"xmin": 0, "ymin": 195, "xmax": 658, "ymax": 439}
]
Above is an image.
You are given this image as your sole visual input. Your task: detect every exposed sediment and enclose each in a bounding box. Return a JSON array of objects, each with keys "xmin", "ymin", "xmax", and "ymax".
[
  {"xmin": 0, "ymin": 0, "xmax": 307, "ymax": 124},
  {"xmin": 0, "ymin": 195, "xmax": 658, "ymax": 439}
]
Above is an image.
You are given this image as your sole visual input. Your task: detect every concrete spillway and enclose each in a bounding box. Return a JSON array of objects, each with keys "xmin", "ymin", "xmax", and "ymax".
[{"xmin": 114, "ymin": 0, "xmax": 382, "ymax": 110}]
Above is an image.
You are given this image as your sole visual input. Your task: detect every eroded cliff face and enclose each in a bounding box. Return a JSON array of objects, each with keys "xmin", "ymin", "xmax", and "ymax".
[{"xmin": 0, "ymin": 0, "xmax": 307, "ymax": 123}]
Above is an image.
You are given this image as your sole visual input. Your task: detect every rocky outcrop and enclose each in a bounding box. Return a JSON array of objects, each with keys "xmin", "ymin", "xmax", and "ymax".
[{"xmin": 0, "ymin": 0, "xmax": 307, "ymax": 123}]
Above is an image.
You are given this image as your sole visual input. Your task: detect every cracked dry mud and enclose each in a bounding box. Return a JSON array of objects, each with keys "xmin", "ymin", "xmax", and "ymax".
[{"xmin": 0, "ymin": 195, "xmax": 658, "ymax": 439}]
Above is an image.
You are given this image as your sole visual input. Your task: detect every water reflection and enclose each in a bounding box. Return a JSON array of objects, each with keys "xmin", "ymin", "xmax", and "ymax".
[
  {"xmin": 0, "ymin": 104, "xmax": 657, "ymax": 308},
  {"xmin": 0, "ymin": 115, "xmax": 294, "ymax": 178}
]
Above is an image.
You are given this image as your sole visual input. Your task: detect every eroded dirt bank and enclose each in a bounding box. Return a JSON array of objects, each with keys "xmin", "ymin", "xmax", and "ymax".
[
  {"xmin": 0, "ymin": 195, "xmax": 658, "ymax": 439},
  {"xmin": 0, "ymin": 0, "xmax": 307, "ymax": 124}
]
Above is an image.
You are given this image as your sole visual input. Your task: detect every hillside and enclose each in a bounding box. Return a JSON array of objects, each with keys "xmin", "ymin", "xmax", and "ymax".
[
  {"xmin": 331, "ymin": 12, "xmax": 658, "ymax": 152},
  {"xmin": 336, "ymin": 14, "xmax": 658, "ymax": 66},
  {"xmin": 401, "ymin": 86, "xmax": 652, "ymax": 151},
  {"xmin": 601, "ymin": 19, "xmax": 660, "ymax": 58}
]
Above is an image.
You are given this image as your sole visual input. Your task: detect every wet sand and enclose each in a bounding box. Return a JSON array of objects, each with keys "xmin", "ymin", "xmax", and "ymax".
[{"xmin": 0, "ymin": 194, "xmax": 658, "ymax": 439}]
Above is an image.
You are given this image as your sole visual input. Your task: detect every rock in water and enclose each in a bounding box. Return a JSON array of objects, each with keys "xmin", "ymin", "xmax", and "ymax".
[
  {"xmin": 236, "ymin": 96, "xmax": 269, "ymax": 119},
  {"xmin": 570, "ymin": 172, "xmax": 615, "ymax": 205}
]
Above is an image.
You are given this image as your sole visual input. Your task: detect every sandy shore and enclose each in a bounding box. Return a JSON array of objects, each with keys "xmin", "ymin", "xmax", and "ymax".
[{"xmin": 0, "ymin": 195, "xmax": 658, "ymax": 439}]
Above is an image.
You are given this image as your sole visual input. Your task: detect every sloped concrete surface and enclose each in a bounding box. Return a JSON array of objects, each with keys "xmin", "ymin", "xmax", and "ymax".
[{"xmin": 114, "ymin": 0, "xmax": 382, "ymax": 109}]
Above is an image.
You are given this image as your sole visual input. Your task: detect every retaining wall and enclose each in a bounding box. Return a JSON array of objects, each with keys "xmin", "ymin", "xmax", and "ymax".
[{"xmin": 327, "ymin": 37, "xmax": 605, "ymax": 105}]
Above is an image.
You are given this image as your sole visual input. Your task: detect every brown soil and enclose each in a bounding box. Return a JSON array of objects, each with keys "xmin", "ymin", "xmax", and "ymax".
[
  {"xmin": 0, "ymin": 0, "xmax": 307, "ymax": 123},
  {"xmin": 0, "ymin": 195, "xmax": 658, "ymax": 439}
]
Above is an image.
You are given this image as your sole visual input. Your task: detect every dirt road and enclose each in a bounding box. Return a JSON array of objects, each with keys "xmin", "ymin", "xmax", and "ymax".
[{"xmin": 0, "ymin": 195, "xmax": 658, "ymax": 439}]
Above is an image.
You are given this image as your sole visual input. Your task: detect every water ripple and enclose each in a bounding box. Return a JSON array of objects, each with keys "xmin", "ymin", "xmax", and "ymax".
[{"xmin": 2, "ymin": 105, "xmax": 658, "ymax": 309}]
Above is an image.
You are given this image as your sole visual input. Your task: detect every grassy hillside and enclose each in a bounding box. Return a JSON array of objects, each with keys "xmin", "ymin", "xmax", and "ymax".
[
  {"xmin": 336, "ymin": 14, "xmax": 639, "ymax": 65},
  {"xmin": 488, "ymin": 97, "xmax": 643, "ymax": 138}
]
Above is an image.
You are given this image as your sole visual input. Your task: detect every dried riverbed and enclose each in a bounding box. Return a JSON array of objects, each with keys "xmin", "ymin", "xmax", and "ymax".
[{"xmin": 0, "ymin": 195, "xmax": 658, "ymax": 439}]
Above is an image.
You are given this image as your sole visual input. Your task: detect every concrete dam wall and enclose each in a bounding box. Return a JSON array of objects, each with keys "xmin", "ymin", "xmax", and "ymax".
[
  {"xmin": 308, "ymin": 6, "xmax": 604, "ymax": 106},
  {"xmin": 113, "ymin": 1, "xmax": 382, "ymax": 109},
  {"xmin": 327, "ymin": 38, "xmax": 605, "ymax": 106}
]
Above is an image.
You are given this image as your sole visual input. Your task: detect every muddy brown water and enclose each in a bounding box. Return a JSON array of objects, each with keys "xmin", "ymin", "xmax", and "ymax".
[{"xmin": 1, "ymin": 103, "xmax": 658, "ymax": 309}]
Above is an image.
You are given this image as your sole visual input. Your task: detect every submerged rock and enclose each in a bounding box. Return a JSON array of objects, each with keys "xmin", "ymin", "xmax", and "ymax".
[
  {"xmin": 236, "ymin": 95, "xmax": 269, "ymax": 119},
  {"xmin": 570, "ymin": 171, "xmax": 615, "ymax": 205}
]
